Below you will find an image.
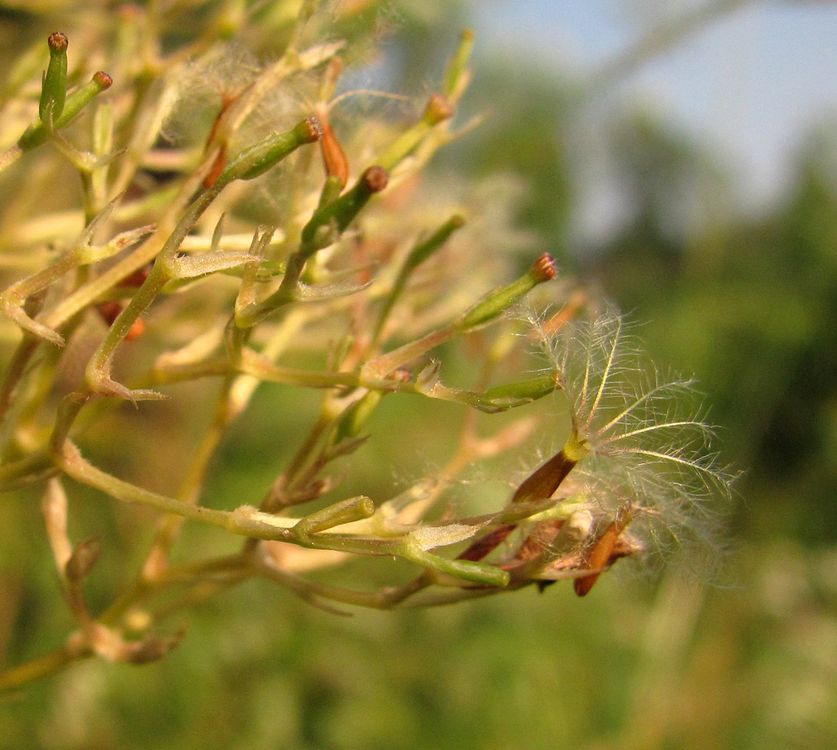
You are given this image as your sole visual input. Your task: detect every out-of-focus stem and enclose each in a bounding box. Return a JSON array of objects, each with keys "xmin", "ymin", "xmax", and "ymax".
[{"xmin": 0, "ymin": 645, "xmax": 83, "ymax": 692}]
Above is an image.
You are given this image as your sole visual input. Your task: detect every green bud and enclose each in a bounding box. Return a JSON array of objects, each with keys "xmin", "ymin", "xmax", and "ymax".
[
  {"xmin": 300, "ymin": 166, "xmax": 389, "ymax": 257},
  {"xmin": 217, "ymin": 116, "xmax": 322, "ymax": 185},
  {"xmin": 40, "ymin": 32, "xmax": 68, "ymax": 121},
  {"xmin": 379, "ymin": 92, "xmax": 452, "ymax": 171},
  {"xmin": 19, "ymin": 70, "xmax": 113, "ymax": 150},
  {"xmin": 456, "ymin": 252, "xmax": 557, "ymax": 331},
  {"xmin": 479, "ymin": 372, "xmax": 560, "ymax": 409}
]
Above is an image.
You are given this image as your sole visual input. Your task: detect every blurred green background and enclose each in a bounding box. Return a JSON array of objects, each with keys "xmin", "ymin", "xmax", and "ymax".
[{"xmin": 1, "ymin": 1, "xmax": 835, "ymax": 748}]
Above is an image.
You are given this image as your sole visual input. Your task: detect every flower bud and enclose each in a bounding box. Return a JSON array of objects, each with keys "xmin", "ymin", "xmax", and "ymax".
[
  {"xmin": 361, "ymin": 165, "xmax": 389, "ymax": 193},
  {"xmin": 92, "ymin": 71, "xmax": 113, "ymax": 91},
  {"xmin": 19, "ymin": 70, "xmax": 113, "ymax": 150},
  {"xmin": 456, "ymin": 252, "xmax": 557, "ymax": 332},
  {"xmin": 40, "ymin": 32, "xmax": 68, "ymax": 121},
  {"xmin": 530, "ymin": 252, "xmax": 558, "ymax": 282},
  {"xmin": 300, "ymin": 166, "xmax": 389, "ymax": 257},
  {"xmin": 218, "ymin": 116, "xmax": 321, "ymax": 185}
]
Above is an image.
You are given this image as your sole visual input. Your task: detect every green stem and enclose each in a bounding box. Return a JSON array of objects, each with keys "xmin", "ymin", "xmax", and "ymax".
[
  {"xmin": 0, "ymin": 451, "xmax": 56, "ymax": 490},
  {"xmin": 257, "ymin": 562, "xmax": 429, "ymax": 610},
  {"xmin": 55, "ymin": 441, "xmax": 233, "ymax": 530},
  {"xmin": 361, "ymin": 326, "xmax": 454, "ymax": 381},
  {"xmin": 0, "ymin": 645, "xmax": 84, "ymax": 691},
  {"xmin": 0, "ymin": 336, "xmax": 41, "ymax": 448},
  {"xmin": 371, "ymin": 214, "xmax": 465, "ymax": 347}
]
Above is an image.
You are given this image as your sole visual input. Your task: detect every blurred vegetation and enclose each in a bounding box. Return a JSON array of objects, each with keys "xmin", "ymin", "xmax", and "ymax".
[{"xmin": 1, "ymin": 1, "xmax": 835, "ymax": 749}]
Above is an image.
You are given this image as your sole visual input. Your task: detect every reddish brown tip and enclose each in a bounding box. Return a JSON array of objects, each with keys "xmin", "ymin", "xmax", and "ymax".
[
  {"xmin": 531, "ymin": 252, "xmax": 557, "ymax": 283},
  {"xmin": 48, "ymin": 32, "xmax": 68, "ymax": 52},
  {"xmin": 361, "ymin": 166, "xmax": 389, "ymax": 193},
  {"xmin": 93, "ymin": 71, "xmax": 113, "ymax": 90}
]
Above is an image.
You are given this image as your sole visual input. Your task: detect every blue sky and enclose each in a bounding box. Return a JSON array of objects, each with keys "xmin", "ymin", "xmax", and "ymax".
[{"xmin": 466, "ymin": 0, "xmax": 837, "ymax": 213}]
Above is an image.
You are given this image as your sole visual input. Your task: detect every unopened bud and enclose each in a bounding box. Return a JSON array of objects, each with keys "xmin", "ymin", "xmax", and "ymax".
[
  {"xmin": 300, "ymin": 166, "xmax": 389, "ymax": 257},
  {"xmin": 92, "ymin": 71, "xmax": 113, "ymax": 90},
  {"xmin": 303, "ymin": 114, "xmax": 323, "ymax": 141},
  {"xmin": 220, "ymin": 115, "xmax": 322, "ymax": 185},
  {"xmin": 530, "ymin": 252, "xmax": 557, "ymax": 282},
  {"xmin": 457, "ymin": 252, "xmax": 558, "ymax": 331},
  {"xmin": 40, "ymin": 33, "xmax": 69, "ymax": 121},
  {"xmin": 19, "ymin": 70, "xmax": 114, "ymax": 149},
  {"xmin": 47, "ymin": 31, "xmax": 68, "ymax": 52}
]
